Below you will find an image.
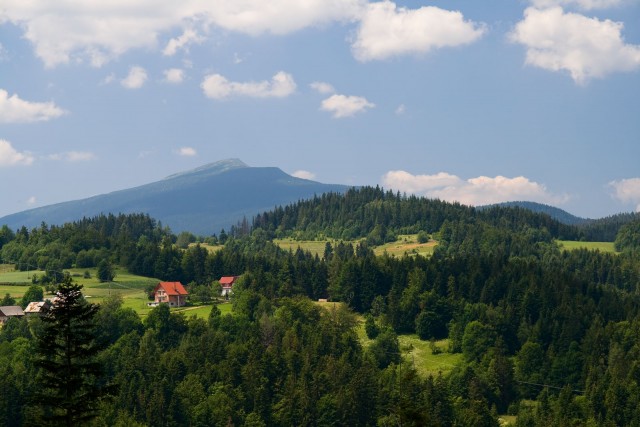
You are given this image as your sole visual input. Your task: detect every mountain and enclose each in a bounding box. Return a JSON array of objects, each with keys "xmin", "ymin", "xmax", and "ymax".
[
  {"xmin": 480, "ymin": 201, "xmax": 589, "ymax": 225},
  {"xmin": 0, "ymin": 159, "xmax": 352, "ymax": 235}
]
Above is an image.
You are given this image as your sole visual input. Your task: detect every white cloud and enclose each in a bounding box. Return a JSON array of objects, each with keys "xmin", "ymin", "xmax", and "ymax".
[
  {"xmin": 382, "ymin": 170, "xmax": 567, "ymax": 206},
  {"xmin": 195, "ymin": 0, "xmax": 364, "ymax": 35},
  {"xmin": 0, "ymin": 139, "xmax": 34, "ymax": 166},
  {"xmin": 49, "ymin": 151, "xmax": 96, "ymax": 162},
  {"xmin": 609, "ymin": 178, "xmax": 640, "ymax": 211},
  {"xmin": 163, "ymin": 68, "xmax": 185, "ymax": 84},
  {"xmin": 395, "ymin": 104, "xmax": 406, "ymax": 115},
  {"xmin": 310, "ymin": 81, "xmax": 335, "ymax": 94},
  {"xmin": 100, "ymin": 73, "xmax": 116, "ymax": 85},
  {"xmin": 163, "ymin": 28, "xmax": 203, "ymax": 56},
  {"xmin": 67, "ymin": 151, "xmax": 96, "ymax": 162},
  {"xmin": 320, "ymin": 94, "xmax": 375, "ymax": 118},
  {"xmin": 291, "ymin": 170, "xmax": 316, "ymax": 180},
  {"xmin": 510, "ymin": 7, "xmax": 640, "ymax": 84},
  {"xmin": 382, "ymin": 171, "xmax": 461, "ymax": 194},
  {"xmin": 0, "ymin": 0, "xmax": 364, "ymax": 67},
  {"xmin": 121, "ymin": 66, "xmax": 148, "ymax": 89},
  {"xmin": 178, "ymin": 147, "xmax": 197, "ymax": 156},
  {"xmin": 27, "ymin": 196, "xmax": 37, "ymax": 205},
  {"xmin": 352, "ymin": 1, "xmax": 485, "ymax": 61},
  {"xmin": 0, "ymin": 89, "xmax": 67, "ymax": 123},
  {"xmin": 233, "ymin": 52, "xmax": 246, "ymax": 64},
  {"xmin": 201, "ymin": 71, "xmax": 296, "ymax": 99},
  {"xmin": 530, "ymin": 0, "xmax": 626, "ymax": 10}
]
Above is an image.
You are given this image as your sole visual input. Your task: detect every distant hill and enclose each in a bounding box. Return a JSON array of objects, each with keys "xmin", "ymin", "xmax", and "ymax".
[
  {"xmin": 0, "ymin": 159, "xmax": 351, "ymax": 235},
  {"xmin": 480, "ymin": 201, "xmax": 640, "ymax": 241},
  {"xmin": 480, "ymin": 201, "xmax": 589, "ymax": 226}
]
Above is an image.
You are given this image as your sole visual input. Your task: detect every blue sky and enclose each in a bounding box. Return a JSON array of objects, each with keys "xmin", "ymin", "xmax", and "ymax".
[{"xmin": 1, "ymin": 0, "xmax": 639, "ymax": 221}]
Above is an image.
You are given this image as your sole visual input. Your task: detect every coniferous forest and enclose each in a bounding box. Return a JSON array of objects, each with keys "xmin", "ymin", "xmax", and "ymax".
[{"xmin": 1, "ymin": 187, "xmax": 640, "ymax": 426}]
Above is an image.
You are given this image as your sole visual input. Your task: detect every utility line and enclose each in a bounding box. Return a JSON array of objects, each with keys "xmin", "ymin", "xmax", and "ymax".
[{"xmin": 515, "ymin": 380, "xmax": 585, "ymax": 394}]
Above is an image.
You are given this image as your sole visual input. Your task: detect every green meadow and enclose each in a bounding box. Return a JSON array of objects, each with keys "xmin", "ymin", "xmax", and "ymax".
[
  {"xmin": 373, "ymin": 234, "xmax": 437, "ymax": 257},
  {"xmin": 274, "ymin": 234, "xmax": 437, "ymax": 258},
  {"xmin": 193, "ymin": 243, "xmax": 225, "ymax": 253},
  {"xmin": 0, "ymin": 265, "xmax": 228, "ymax": 320},
  {"xmin": 274, "ymin": 238, "xmax": 349, "ymax": 257},
  {"xmin": 557, "ymin": 240, "xmax": 617, "ymax": 253},
  {"xmin": 353, "ymin": 311, "xmax": 463, "ymax": 378},
  {"xmin": 397, "ymin": 335, "xmax": 463, "ymax": 377}
]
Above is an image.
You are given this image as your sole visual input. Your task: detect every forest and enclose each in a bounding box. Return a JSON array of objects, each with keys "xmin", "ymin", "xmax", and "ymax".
[{"xmin": 1, "ymin": 187, "xmax": 640, "ymax": 426}]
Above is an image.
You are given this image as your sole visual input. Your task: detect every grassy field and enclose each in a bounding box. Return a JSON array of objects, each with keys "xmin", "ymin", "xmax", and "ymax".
[
  {"xmin": 0, "ymin": 266, "xmax": 47, "ymax": 299},
  {"xmin": 172, "ymin": 302, "xmax": 233, "ymax": 319},
  {"xmin": 192, "ymin": 243, "xmax": 225, "ymax": 253},
  {"xmin": 374, "ymin": 234, "xmax": 437, "ymax": 257},
  {"xmin": 0, "ymin": 265, "xmax": 227, "ymax": 319},
  {"xmin": 0, "ymin": 284, "xmax": 32, "ymax": 299},
  {"xmin": 274, "ymin": 238, "xmax": 350, "ymax": 257},
  {"xmin": 274, "ymin": 235, "xmax": 437, "ymax": 258},
  {"xmin": 353, "ymin": 313, "xmax": 463, "ymax": 378},
  {"xmin": 0, "ymin": 267, "xmax": 41, "ymax": 284},
  {"xmin": 397, "ymin": 335, "xmax": 463, "ymax": 377},
  {"xmin": 557, "ymin": 240, "xmax": 617, "ymax": 253}
]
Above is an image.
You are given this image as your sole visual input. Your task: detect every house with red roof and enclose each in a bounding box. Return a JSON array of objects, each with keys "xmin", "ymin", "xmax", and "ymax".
[
  {"xmin": 150, "ymin": 281, "xmax": 189, "ymax": 307},
  {"xmin": 219, "ymin": 276, "xmax": 239, "ymax": 298}
]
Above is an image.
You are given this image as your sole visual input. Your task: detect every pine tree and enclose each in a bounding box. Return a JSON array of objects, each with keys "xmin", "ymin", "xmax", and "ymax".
[{"xmin": 33, "ymin": 279, "xmax": 108, "ymax": 426}]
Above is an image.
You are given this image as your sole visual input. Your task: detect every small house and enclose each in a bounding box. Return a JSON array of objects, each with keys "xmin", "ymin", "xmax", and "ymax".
[
  {"xmin": 219, "ymin": 276, "xmax": 239, "ymax": 297},
  {"xmin": 24, "ymin": 300, "xmax": 52, "ymax": 316},
  {"xmin": 149, "ymin": 281, "xmax": 188, "ymax": 307},
  {"xmin": 0, "ymin": 306, "xmax": 25, "ymax": 324}
]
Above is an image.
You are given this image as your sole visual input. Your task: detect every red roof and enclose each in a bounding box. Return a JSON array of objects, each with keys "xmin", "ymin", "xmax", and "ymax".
[
  {"xmin": 155, "ymin": 281, "xmax": 188, "ymax": 296},
  {"xmin": 219, "ymin": 276, "xmax": 238, "ymax": 286}
]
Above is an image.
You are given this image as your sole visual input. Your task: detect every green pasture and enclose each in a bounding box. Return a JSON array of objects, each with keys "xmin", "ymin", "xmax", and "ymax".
[
  {"xmin": 355, "ymin": 315, "xmax": 462, "ymax": 378},
  {"xmin": 557, "ymin": 240, "xmax": 617, "ymax": 253},
  {"xmin": 274, "ymin": 238, "xmax": 347, "ymax": 257},
  {"xmin": 0, "ymin": 266, "xmax": 46, "ymax": 300},
  {"xmin": 173, "ymin": 302, "xmax": 233, "ymax": 320},
  {"xmin": 0, "ymin": 266, "xmax": 41, "ymax": 284},
  {"xmin": 397, "ymin": 335, "xmax": 463, "ymax": 377},
  {"xmin": 0, "ymin": 265, "xmax": 226, "ymax": 320},
  {"xmin": 274, "ymin": 235, "xmax": 438, "ymax": 258},
  {"xmin": 374, "ymin": 234, "xmax": 437, "ymax": 257},
  {"xmin": 193, "ymin": 243, "xmax": 225, "ymax": 253},
  {"xmin": 499, "ymin": 415, "xmax": 517, "ymax": 426},
  {"xmin": 0, "ymin": 284, "xmax": 31, "ymax": 299}
]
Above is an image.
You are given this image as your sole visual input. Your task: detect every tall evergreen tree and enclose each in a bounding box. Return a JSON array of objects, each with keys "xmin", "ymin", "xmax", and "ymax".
[{"xmin": 33, "ymin": 279, "xmax": 108, "ymax": 426}]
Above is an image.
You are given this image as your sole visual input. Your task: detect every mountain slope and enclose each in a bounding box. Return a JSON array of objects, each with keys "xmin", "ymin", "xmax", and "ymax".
[
  {"xmin": 480, "ymin": 201, "xmax": 589, "ymax": 225},
  {"xmin": 0, "ymin": 159, "xmax": 351, "ymax": 235}
]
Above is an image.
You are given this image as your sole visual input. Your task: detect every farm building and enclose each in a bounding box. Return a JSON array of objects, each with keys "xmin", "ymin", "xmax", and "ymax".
[
  {"xmin": 219, "ymin": 276, "xmax": 239, "ymax": 297},
  {"xmin": 24, "ymin": 300, "xmax": 52, "ymax": 316},
  {"xmin": 149, "ymin": 281, "xmax": 189, "ymax": 307},
  {"xmin": 0, "ymin": 306, "xmax": 24, "ymax": 324}
]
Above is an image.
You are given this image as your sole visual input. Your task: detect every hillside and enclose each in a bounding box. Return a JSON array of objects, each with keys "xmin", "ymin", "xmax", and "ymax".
[
  {"xmin": 481, "ymin": 201, "xmax": 640, "ymax": 241},
  {"xmin": 480, "ymin": 201, "xmax": 588, "ymax": 225},
  {"xmin": 2, "ymin": 190, "xmax": 640, "ymax": 426},
  {"xmin": 0, "ymin": 159, "xmax": 350, "ymax": 235}
]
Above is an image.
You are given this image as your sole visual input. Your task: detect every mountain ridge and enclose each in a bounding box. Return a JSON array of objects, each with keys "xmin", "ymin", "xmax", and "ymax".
[
  {"xmin": 3, "ymin": 161, "xmax": 636, "ymax": 238},
  {"xmin": 0, "ymin": 159, "xmax": 351, "ymax": 235}
]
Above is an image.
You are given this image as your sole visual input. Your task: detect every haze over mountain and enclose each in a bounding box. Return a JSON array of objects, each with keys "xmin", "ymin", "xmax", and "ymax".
[{"xmin": 0, "ymin": 159, "xmax": 351, "ymax": 235}]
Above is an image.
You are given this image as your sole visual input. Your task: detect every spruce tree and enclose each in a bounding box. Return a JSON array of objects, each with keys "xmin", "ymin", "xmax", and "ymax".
[{"xmin": 34, "ymin": 278, "xmax": 107, "ymax": 426}]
